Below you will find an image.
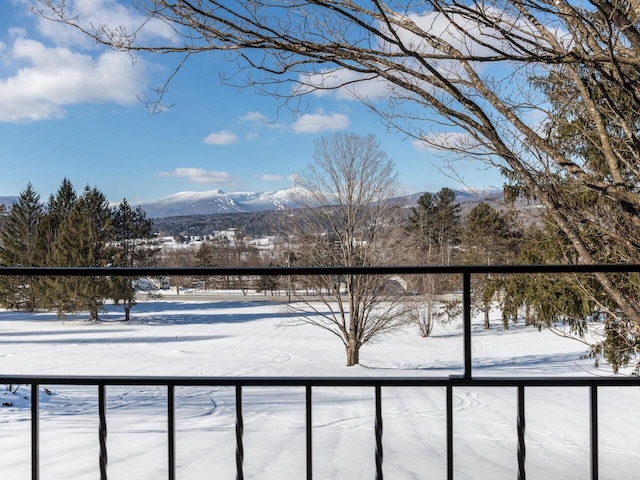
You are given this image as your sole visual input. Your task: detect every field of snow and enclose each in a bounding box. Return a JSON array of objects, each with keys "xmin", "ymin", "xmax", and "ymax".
[{"xmin": 1, "ymin": 295, "xmax": 639, "ymax": 479}]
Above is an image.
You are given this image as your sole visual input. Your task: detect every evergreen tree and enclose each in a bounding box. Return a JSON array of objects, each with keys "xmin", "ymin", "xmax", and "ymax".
[
  {"xmin": 406, "ymin": 188, "xmax": 460, "ymax": 264},
  {"xmin": 193, "ymin": 241, "xmax": 216, "ymax": 290},
  {"xmin": 504, "ymin": 219, "xmax": 627, "ymax": 369},
  {"xmin": 406, "ymin": 189, "xmax": 461, "ymax": 324},
  {"xmin": 36, "ymin": 178, "xmax": 77, "ymax": 267},
  {"xmin": 0, "ymin": 183, "xmax": 44, "ymax": 310},
  {"xmin": 432, "ymin": 188, "xmax": 461, "ymax": 264},
  {"xmin": 49, "ymin": 186, "xmax": 113, "ymax": 321},
  {"xmin": 407, "ymin": 192, "xmax": 437, "ymax": 261},
  {"xmin": 0, "ymin": 204, "xmax": 7, "ymax": 230},
  {"xmin": 461, "ymin": 203, "xmax": 518, "ymax": 329},
  {"xmin": 111, "ymin": 199, "xmax": 158, "ymax": 320}
]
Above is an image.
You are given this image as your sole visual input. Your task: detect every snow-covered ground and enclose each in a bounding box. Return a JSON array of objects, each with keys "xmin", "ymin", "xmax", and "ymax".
[{"xmin": 1, "ymin": 295, "xmax": 638, "ymax": 479}]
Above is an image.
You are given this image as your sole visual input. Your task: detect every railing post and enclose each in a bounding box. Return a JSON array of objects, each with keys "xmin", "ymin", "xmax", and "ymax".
[
  {"xmin": 235, "ymin": 385, "xmax": 244, "ymax": 480},
  {"xmin": 590, "ymin": 385, "xmax": 599, "ymax": 480},
  {"xmin": 306, "ymin": 385, "xmax": 313, "ymax": 480},
  {"xmin": 375, "ymin": 385, "xmax": 383, "ymax": 480},
  {"xmin": 31, "ymin": 383, "xmax": 39, "ymax": 480},
  {"xmin": 168, "ymin": 384, "xmax": 176, "ymax": 480},
  {"xmin": 462, "ymin": 272, "xmax": 472, "ymax": 379},
  {"xmin": 99, "ymin": 384, "xmax": 107, "ymax": 480},
  {"xmin": 447, "ymin": 385, "xmax": 453, "ymax": 480},
  {"xmin": 517, "ymin": 385, "xmax": 525, "ymax": 480}
]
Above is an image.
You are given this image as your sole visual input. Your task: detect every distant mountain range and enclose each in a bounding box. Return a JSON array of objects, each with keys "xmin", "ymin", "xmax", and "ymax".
[
  {"xmin": 138, "ymin": 187, "xmax": 502, "ymax": 218},
  {"xmin": 0, "ymin": 187, "xmax": 505, "ymax": 219},
  {"xmin": 136, "ymin": 188, "xmax": 310, "ymax": 218},
  {"xmin": 0, "ymin": 196, "xmax": 17, "ymax": 209}
]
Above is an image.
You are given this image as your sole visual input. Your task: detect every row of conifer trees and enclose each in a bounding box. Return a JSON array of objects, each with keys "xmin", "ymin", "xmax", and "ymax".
[{"xmin": 0, "ymin": 179, "xmax": 158, "ymax": 320}]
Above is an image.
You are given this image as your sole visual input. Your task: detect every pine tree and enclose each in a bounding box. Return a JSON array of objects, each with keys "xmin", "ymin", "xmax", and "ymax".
[
  {"xmin": 432, "ymin": 188, "xmax": 461, "ymax": 264},
  {"xmin": 461, "ymin": 203, "xmax": 518, "ymax": 329},
  {"xmin": 407, "ymin": 192, "xmax": 437, "ymax": 261},
  {"xmin": 36, "ymin": 178, "xmax": 77, "ymax": 267},
  {"xmin": 0, "ymin": 183, "xmax": 44, "ymax": 310},
  {"xmin": 406, "ymin": 188, "xmax": 461, "ymax": 264},
  {"xmin": 405, "ymin": 189, "xmax": 461, "ymax": 335},
  {"xmin": 111, "ymin": 199, "xmax": 158, "ymax": 320},
  {"xmin": 0, "ymin": 204, "xmax": 7, "ymax": 230},
  {"xmin": 49, "ymin": 186, "xmax": 113, "ymax": 321}
]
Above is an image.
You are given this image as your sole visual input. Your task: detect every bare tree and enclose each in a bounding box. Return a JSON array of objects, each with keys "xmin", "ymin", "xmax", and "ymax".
[
  {"xmin": 287, "ymin": 133, "xmax": 408, "ymax": 366},
  {"xmin": 35, "ymin": 0, "xmax": 640, "ymax": 364}
]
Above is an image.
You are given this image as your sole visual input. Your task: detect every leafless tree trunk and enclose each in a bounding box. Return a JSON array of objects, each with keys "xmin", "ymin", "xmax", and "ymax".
[{"xmin": 285, "ymin": 133, "xmax": 410, "ymax": 365}]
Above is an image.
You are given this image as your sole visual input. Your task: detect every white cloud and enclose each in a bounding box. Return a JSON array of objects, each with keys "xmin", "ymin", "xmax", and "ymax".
[
  {"xmin": 260, "ymin": 174, "xmax": 283, "ymax": 182},
  {"xmin": 240, "ymin": 110, "xmax": 284, "ymax": 130},
  {"xmin": 157, "ymin": 168, "xmax": 234, "ymax": 184},
  {"xmin": 0, "ymin": 0, "xmax": 181, "ymax": 122},
  {"xmin": 292, "ymin": 112, "xmax": 350, "ymax": 133},
  {"xmin": 413, "ymin": 132, "xmax": 476, "ymax": 152},
  {"xmin": 31, "ymin": 0, "xmax": 174, "ymax": 48},
  {"xmin": 0, "ymin": 36, "xmax": 143, "ymax": 122},
  {"xmin": 240, "ymin": 111, "xmax": 268, "ymax": 123},
  {"xmin": 296, "ymin": 69, "xmax": 391, "ymax": 101},
  {"xmin": 203, "ymin": 130, "xmax": 238, "ymax": 145}
]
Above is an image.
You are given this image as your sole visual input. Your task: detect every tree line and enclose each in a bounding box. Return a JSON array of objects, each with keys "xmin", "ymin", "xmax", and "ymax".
[{"xmin": 0, "ymin": 179, "xmax": 158, "ymax": 321}]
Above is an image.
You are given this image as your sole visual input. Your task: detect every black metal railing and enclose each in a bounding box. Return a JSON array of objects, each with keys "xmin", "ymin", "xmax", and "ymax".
[{"xmin": 2, "ymin": 264, "xmax": 640, "ymax": 480}]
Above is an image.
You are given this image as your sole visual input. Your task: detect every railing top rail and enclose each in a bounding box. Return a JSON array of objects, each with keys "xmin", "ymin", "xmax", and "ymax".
[
  {"xmin": 2, "ymin": 375, "xmax": 640, "ymax": 387},
  {"xmin": 2, "ymin": 264, "xmax": 640, "ymax": 276}
]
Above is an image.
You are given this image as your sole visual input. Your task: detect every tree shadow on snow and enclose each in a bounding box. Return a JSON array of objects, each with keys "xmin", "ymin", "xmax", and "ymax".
[
  {"xmin": 360, "ymin": 351, "xmax": 585, "ymax": 376},
  {"xmin": 102, "ymin": 301, "xmax": 299, "ymax": 326},
  {"xmin": 0, "ymin": 333, "xmax": 228, "ymax": 345}
]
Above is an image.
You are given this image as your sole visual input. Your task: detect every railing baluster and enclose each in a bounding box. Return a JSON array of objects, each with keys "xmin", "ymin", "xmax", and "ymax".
[
  {"xmin": 31, "ymin": 383, "xmax": 39, "ymax": 480},
  {"xmin": 462, "ymin": 272, "xmax": 472, "ymax": 380},
  {"xmin": 517, "ymin": 385, "xmax": 526, "ymax": 480},
  {"xmin": 590, "ymin": 385, "xmax": 598, "ymax": 480},
  {"xmin": 236, "ymin": 385, "xmax": 244, "ymax": 480},
  {"xmin": 168, "ymin": 384, "xmax": 176, "ymax": 480},
  {"xmin": 447, "ymin": 385, "xmax": 453, "ymax": 480},
  {"xmin": 99, "ymin": 384, "xmax": 107, "ymax": 480},
  {"xmin": 306, "ymin": 385, "xmax": 313, "ymax": 480},
  {"xmin": 375, "ymin": 385, "xmax": 383, "ymax": 480}
]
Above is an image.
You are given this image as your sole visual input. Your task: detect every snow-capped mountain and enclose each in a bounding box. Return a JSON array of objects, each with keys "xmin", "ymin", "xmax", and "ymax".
[
  {"xmin": 137, "ymin": 187, "xmax": 501, "ymax": 219},
  {"xmin": 0, "ymin": 196, "xmax": 18, "ymax": 209},
  {"xmin": 137, "ymin": 188, "xmax": 309, "ymax": 218}
]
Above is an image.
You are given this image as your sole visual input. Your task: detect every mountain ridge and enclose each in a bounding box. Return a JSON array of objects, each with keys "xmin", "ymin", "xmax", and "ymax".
[
  {"xmin": 137, "ymin": 187, "xmax": 502, "ymax": 219},
  {"xmin": 136, "ymin": 187, "xmax": 310, "ymax": 218}
]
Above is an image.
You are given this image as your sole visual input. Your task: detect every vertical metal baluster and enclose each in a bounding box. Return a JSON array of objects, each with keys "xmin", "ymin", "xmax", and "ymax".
[
  {"xmin": 447, "ymin": 385, "xmax": 453, "ymax": 480},
  {"xmin": 306, "ymin": 385, "xmax": 313, "ymax": 480},
  {"xmin": 462, "ymin": 272, "xmax": 472, "ymax": 379},
  {"xmin": 31, "ymin": 383, "xmax": 39, "ymax": 480},
  {"xmin": 590, "ymin": 385, "xmax": 599, "ymax": 480},
  {"xmin": 168, "ymin": 384, "xmax": 176, "ymax": 480},
  {"xmin": 375, "ymin": 385, "xmax": 383, "ymax": 480},
  {"xmin": 236, "ymin": 385, "xmax": 244, "ymax": 480},
  {"xmin": 99, "ymin": 384, "xmax": 107, "ymax": 480},
  {"xmin": 517, "ymin": 385, "xmax": 525, "ymax": 480}
]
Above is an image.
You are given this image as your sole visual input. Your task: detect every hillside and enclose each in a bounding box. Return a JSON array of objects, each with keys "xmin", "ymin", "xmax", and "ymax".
[{"xmin": 151, "ymin": 189, "xmax": 512, "ymax": 237}]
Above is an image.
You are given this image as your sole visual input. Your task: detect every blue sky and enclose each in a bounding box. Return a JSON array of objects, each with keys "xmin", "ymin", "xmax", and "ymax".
[{"xmin": 0, "ymin": 0, "xmax": 504, "ymax": 204}]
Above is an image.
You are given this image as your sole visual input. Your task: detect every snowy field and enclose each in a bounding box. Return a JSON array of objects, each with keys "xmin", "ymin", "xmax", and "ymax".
[{"xmin": 1, "ymin": 294, "xmax": 639, "ymax": 479}]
